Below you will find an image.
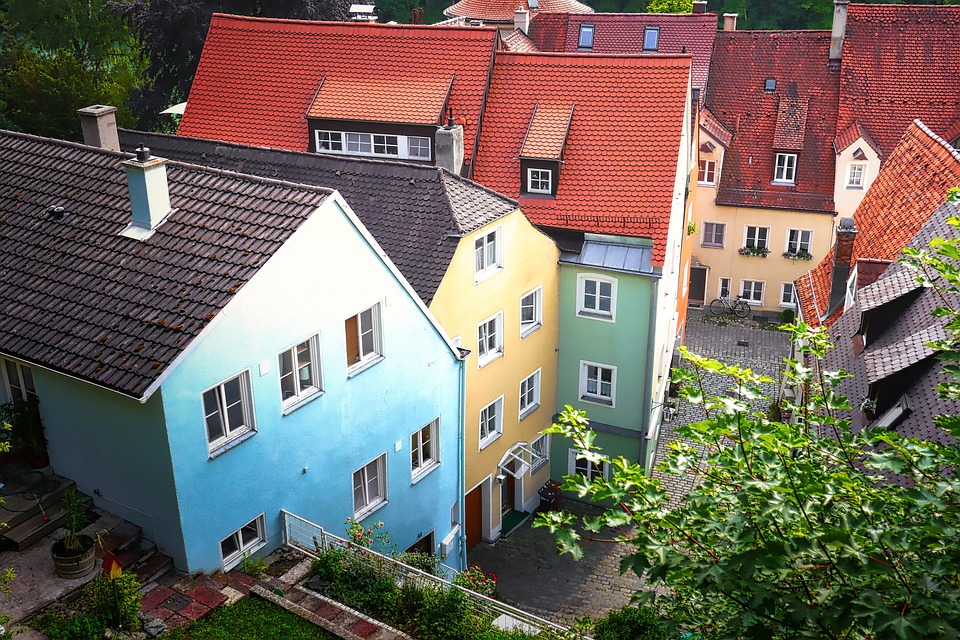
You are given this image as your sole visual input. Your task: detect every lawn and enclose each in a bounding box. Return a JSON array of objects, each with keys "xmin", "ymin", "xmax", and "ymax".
[{"xmin": 160, "ymin": 597, "xmax": 338, "ymax": 640}]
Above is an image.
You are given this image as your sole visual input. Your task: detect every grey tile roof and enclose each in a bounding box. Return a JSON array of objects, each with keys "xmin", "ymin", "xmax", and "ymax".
[
  {"xmin": 858, "ymin": 267, "xmax": 923, "ymax": 313},
  {"xmin": 0, "ymin": 130, "xmax": 333, "ymax": 399},
  {"xmin": 863, "ymin": 323, "xmax": 946, "ymax": 384},
  {"xmin": 118, "ymin": 130, "xmax": 519, "ymax": 305}
]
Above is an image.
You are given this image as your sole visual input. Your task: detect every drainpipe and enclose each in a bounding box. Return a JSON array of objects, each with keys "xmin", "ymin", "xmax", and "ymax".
[
  {"xmin": 640, "ymin": 276, "xmax": 659, "ymax": 472},
  {"xmin": 456, "ymin": 353, "xmax": 467, "ymax": 571}
]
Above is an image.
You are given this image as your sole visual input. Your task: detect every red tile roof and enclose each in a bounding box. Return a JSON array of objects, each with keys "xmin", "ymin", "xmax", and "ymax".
[
  {"xmin": 796, "ymin": 121, "xmax": 960, "ymax": 327},
  {"xmin": 307, "ymin": 76, "xmax": 453, "ymax": 125},
  {"xmin": 472, "ymin": 52, "xmax": 690, "ymax": 266},
  {"xmin": 837, "ymin": 5, "xmax": 960, "ymax": 160},
  {"xmin": 178, "ymin": 14, "xmax": 498, "ymax": 162},
  {"xmin": 772, "ymin": 97, "xmax": 808, "ymax": 151},
  {"xmin": 502, "ymin": 28, "xmax": 540, "ymax": 52},
  {"xmin": 520, "ymin": 104, "xmax": 574, "ymax": 160},
  {"xmin": 444, "ymin": 0, "xmax": 593, "ymax": 24},
  {"xmin": 699, "ymin": 107, "xmax": 732, "ymax": 148},
  {"xmin": 704, "ymin": 31, "xmax": 839, "ymax": 214},
  {"xmin": 833, "ymin": 121, "xmax": 881, "ymax": 157},
  {"xmin": 528, "ymin": 12, "xmax": 716, "ymax": 92}
]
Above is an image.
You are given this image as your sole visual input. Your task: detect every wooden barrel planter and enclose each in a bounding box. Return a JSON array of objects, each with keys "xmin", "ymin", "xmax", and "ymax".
[{"xmin": 51, "ymin": 535, "xmax": 97, "ymax": 579}]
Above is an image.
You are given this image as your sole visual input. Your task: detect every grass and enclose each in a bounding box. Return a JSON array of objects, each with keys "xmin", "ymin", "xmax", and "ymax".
[{"xmin": 160, "ymin": 597, "xmax": 338, "ymax": 640}]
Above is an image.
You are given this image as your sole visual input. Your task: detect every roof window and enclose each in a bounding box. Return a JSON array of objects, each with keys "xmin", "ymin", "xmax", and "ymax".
[
  {"xmin": 528, "ymin": 0, "xmax": 538, "ymax": 9},
  {"xmin": 578, "ymin": 24, "xmax": 594, "ymax": 49},
  {"xmin": 764, "ymin": 78, "xmax": 776, "ymax": 92},
  {"xmin": 872, "ymin": 394, "xmax": 911, "ymax": 430},
  {"xmin": 643, "ymin": 27, "xmax": 659, "ymax": 53}
]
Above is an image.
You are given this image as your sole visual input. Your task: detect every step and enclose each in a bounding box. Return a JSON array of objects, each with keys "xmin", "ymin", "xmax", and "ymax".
[
  {"xmin": 0, "ymin": 476, "xmax": 75, "ymax": 530},
  {"xmin": 133, "ymin": 552, "xmax": 173, "ymax": 585},
  {"xmin": 3, "ymin": 494, "xmax": 91, "ymax": 551}
]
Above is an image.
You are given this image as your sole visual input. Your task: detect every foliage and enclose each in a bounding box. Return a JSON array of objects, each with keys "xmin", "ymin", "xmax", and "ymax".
[
  {"xmin": 43, "ymin": 612, "xmax": 106, "ymax": 640},
  {"xmin": 90, "ymin": 572, "xmax": 142, "ymax": 630},
  {"xmin": 410, "ymin": 586, "xmax": 487, "ymax": 640},
  {"xmin": 738, "ymin": 245, "xmax": 770, "ymax": 257},
  {"xmin": 452, "ymin": 563, "xmax": 498, "ymax": 597},
  {"xmin": 646, "ymin": 0, "xmax": 692, "ymax": 13},
  {"xmin": 592, "ymin": 605, "xmax": 667, "ymax": 640},
  {"xmin": 536, "ymin": 311, "xmax": 960, "ymax": 638},
  {"xmin": 782, "ymin": 250, "xmax": 813, "ymax": 260},
  {"xmin": 0, "ymin": 397, "xmax": 44, "ymax": 457},
  {"xmin": 686, "ymin": 221, "xmax": 697, "ymax": 236},
  {"xmin": 242, "ymin": 552, "xmax": 268, "ymax": 578},
  {"xmin": 59, "ymin": 488, "xmax": 89, "ymax": 552},
  {"xmin": 309, "ymin": 547, "xmax": 346, "ymax": 581},
  {"xmin": 779, "ymin": 307, "xmax": 796, "ymax": 324},
  {"xmin": 161, "ymin": 596, "xmax": 339, "ymax": 639}
]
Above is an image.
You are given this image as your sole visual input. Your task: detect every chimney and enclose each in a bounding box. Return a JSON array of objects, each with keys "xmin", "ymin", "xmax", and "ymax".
[
  {"xmin": 692, "ymin": 1, "xmax": 707, "ymax": 14},
  {"xmin": 514, "ymin": 6, "xmax": 530, "ymax": 34},
  {"xmin": 829, "ymin": 0, "xmax": 850, "ymax": 61},
  {"xmin": 722, "ymin": 13, "xmax": 738, "ymax": 31},
  {"xmin": 120, "ymin": 145, "xmax": 172, "ymax": 240},
  {"xmin": 435, "ymin": 124, "xmax": 464, "ymax": 175},
  {"xmin": 827, "ymin": 217, "xmax": 858, "ymax": 312},
  {"xmin": 77, "ymin": 105, "xmax": 120, "ymax": 152}
]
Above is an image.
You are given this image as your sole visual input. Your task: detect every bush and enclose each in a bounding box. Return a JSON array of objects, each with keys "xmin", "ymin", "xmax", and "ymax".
[
  {"xmin": 90, "ymin": 573, "xmax": 142, "ymax": 630},
  {"xmin": 411, "ymin": 587, "xmax": 485, "ymax": 640},
  {"xmin": 593, "ymin": 606, "xmax": 667, "ymax": 640},
  {"xmin": 779, "ymin": 307, "xmax": 796, "ymax": 323},
  {"xmin": 452, "ymin": 564, "xmax": 498, "ymax": 598},
  {"xmin": 310, "ymin": 548, "xmax": 346, "ymax": 581},
  {"xmin": 44, "ymin": 612, "xmax": 106, "ymax": 640}
]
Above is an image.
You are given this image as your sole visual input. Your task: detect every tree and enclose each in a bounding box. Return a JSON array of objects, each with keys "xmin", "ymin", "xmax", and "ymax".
[
  {"xmin": 645, "ymin": 0, "xmax": 692, "ymax": 13},
  {"xmin": 536, "ymin": 189, "xmax": 960, "ymax": 640}
]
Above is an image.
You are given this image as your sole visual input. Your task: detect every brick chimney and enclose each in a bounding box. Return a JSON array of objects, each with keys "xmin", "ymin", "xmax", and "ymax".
[
  {"xmin": 435, "ymin": 123, "xmax": 464, "ymax": 175},
  {"xmin": 827, "ymin": 217, "xmax": 858, "ymax": 312},
  {"xmin": 514, "ymin": 6, "xmax": 530, "ymax": 34},
  {"xmin": 692, "ymin": 1, "xmax": 707, "ymax": 14},
  {"xmin": 120, "ymin": 145, "xmax": 172, "ymax": 240},
  {"xmin": 77, "ymin": 105, "xmax": 120, "ymax": 152},
  {"xmin": 829, "ymin": 0, "xmax": 850, "ymax": 61},
  {"xmin": 722, "ymin": 13, "xmax": 738, "ymax": 31}
]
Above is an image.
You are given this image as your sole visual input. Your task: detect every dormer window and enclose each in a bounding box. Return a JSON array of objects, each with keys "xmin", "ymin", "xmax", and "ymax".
[
  {"xmin": 527, "ymin": 168, "xmax": 552, "ymax": 194},
  {"xmin": 578, "ymin": 24, "xmax": 594, "ymax": 49},
  {"xmin": 774, "ymin": 153, "xmax": 797, "ymax": 184},
  {"xmin": 643, "ymin": 27, "xmax": 660, "ymax": 53},
  {"xmin": 764, "ymin": 78, "xmax": 776, "ymax": 92},
  {"xmin": 314, "ymin": 129, "xmax": 431, "ymax": 161}
]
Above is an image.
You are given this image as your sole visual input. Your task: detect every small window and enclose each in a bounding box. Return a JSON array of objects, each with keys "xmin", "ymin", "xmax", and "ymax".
[
  {"xmin": 786, "ymin": 229, "xmax": 812, "ymax": 255},
  {"xmin": 3, "ymin": 359, "xmax": 37, "ymax": 403},
  {"xmin": 373, "ymin": 134, "xmax": 399, "ymax": 156},
  {"xmin": 780, "ymin": 282, "xmax": 797, "ymax": 308},
  {"xmin": 774, "ymin": 153, "xmax": 797, "ymax": 184},
  {"xmin": 411, "ymin": 418, "xmax": 440, "ymax": 479},
  {"xmin": 474, "ymin": 226, "xmax": 502, "ymax": 279},
  {"xmin": 580, "ymin": 361, "xmax": 616, "ymax": 406},
  {"xmin": 718, "ymin": 277, "xmax": 731, "ymax": 299},
  {"xmin": 346, "ymin": 132, "xmax": 372, "ymax": 154},
  {"xmin": 477, "ymin": 311, "xmax": 504, "ymax": 367},
  {"xmin": 409, "ymin": 136, "xmax": 431, "ymax": 159},
  {"xmin": 345, "ymin": 304, "xmax": 382, "ymax": 373},
  {"xmin": 316, "ymin": 131, "xmax": 343, "ymax": 152},
  {"xmin": 764, "ymin": 78, "xmax": 776, "ymax": 92},
  {"xmin": 577, "ymin": 274, "xmax": 617, "ymax": 321},
  {"xmin": 642, "ymin": 26, "xmax": 660, "ymax": 53},
  {"xmin": 698, "ymin": 159, "xmax": 716, "ymax": 185},
  {"xmin": 740, "ymin": 280, "xmax": 764, "ymax": 305},
  {"xmin": 744, "ymin": 226, "xmax": 770, "ymax": 250},
  {"xmin": 527, "ymin": 168, "xmax": 552, "ymax": 194},
  {"xmin": 702, "ymin": 222, "xmax": 725, "ymax": 248},
  {"xmin": 520, "ymin": 287, "xmax": 543, "ymax": 338},
  {"xmin": 530, "ymin": 434, "xmax": 549, "ymax": 474},
  {"xmin": 568, "ymin": 448, "xmax": 609, "ymax": 480},
  {"xmin": 220, "ymin": 514, "xmax": 265, "ymax": 570},
  {"xmin": 203, "ymin": 371, "xmax": 255, "ymax": 452},
  {"xmin": 578, "ymin": 24, "xmax": 595, "ymax": 49},
  {"xmin": 519, "ymin": 369, "xmax": 541, "ymax": 419},
  {"xmin": 278, "ymin": 336, "xmax": 322, "ymax": 408},
  {"xmin": 353, "ymin": 454, "xmax": 387, "ymax": 516},
  {"xmin": 846, "ymin": 162, "xmax": 866, "ymax": 188},
  {"xmin": 479, "ymin": 396, "xmax": 503, "ymax": 448}
]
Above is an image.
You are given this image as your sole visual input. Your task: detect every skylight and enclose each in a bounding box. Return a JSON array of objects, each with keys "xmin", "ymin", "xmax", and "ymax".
[
  {"xmin": 643, "ymin": 27, "xmax": 660, "ymax": 53},
  {"xmin": 764, "ymin": 78, "xmax": 776, "ymax": 92}
]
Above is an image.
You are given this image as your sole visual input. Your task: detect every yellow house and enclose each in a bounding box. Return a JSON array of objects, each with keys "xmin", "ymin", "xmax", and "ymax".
[{"xmin": 430, "ymin": 206, "xmax": 560, "ymax": 550}]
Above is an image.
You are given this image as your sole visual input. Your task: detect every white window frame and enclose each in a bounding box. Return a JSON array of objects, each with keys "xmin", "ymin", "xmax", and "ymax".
[
  {"xmin": 315, "ymin": 130, "xmax": 343, "ymax": 152},
  {"xmin": 411, "ymin": 418, "xmax": 440, "ymax": 481},
  {"xmin": 698, "ymin": 159, "xmax": 717, "ymax": 185},
  {"xmin": 220, "ymin": 514, "xmax": 266, "ymax": 571},
  {"xmin": 785, "ymin": 229, "xmax": 813, "ymax": 255},
  {"xmin": 642, "ymin": 26, "xmax": 660, "ymax": 52},
  {"xmin": 774, "ymin": 153, "xmax": 797, "ymax": 184},
  {"xmin": 479, "ymin": 396, "xmax": 504, "ymax": 449},
  {"xmin": 477, "ymin": 311, "xmax": 504, "ymax": 367},
  {"xmin": 3, "ymin": 359, "xmax": 37, "ymax": 403},
  {"xmin": 701, "ymin": 221, "xmax": 725, "ymax": 248},
  {"xmin": 353, "ymin": 453, "xmax": 387, "ymax": 518},
  {"xmin": 520, "ymin": 287, "xmax": 543, "ymax": 338},
  {"xmin": 278, "ymin": 335, "xmax": 322, "ymax": 410},
  {"xmin": 718, "ymin": 277, "xmax": 731, "ymax": 299},
  {"xmin": 518, "ymin": 369, "xmax": 541, "ymax": 420},
  {"xmin": 846, "ymin": 161, "xmax": 867, "ymax": 188},
  {"xmin": 579, "ymin": 360, "xmax": 616, "ymax": 407},
  {"xmin": 740, "ymin": 280, "xmax": 765, "ymax": 306},
  {"xmin": 530, "ymin": 434, "xmax": 550, "ymax": 474},
  {"xmin": 316, "ymin": 129, "xmax": 429, "ymax": 160},
  {"xmin": 527, "ymin": 168, "xmax": 552, "ymax": 194},
  {"xmin": 744, "ymin": 226, "xmax": 770, "ymax": 250},
  {"xmin": 576, "ymin": 274, "xmax": 617, "ymax": 322},
  {"xmin": 345, "ymin": 303, "xmax": 383, "ymax": 375},
  {"xmin": 780, "ymin": 282, "xmax": 797, "ymax": 308},
  {"xmin": 474, "ymin": 226, "xmax": 503, "ymax": 281},
  {"xmin": 203, "ymin": 371, "xmax": 256, "ymax": 454},
  {"xmin": 567, "ymin": 448, "xmax": 609, "ymax": 480},
  {"xmin": 578, "ymin": 24, "xmax": 594, "ymax": 49},
  {"xmin": 408, "ymin": 136, "xmax": 432, "ymax": 159}
]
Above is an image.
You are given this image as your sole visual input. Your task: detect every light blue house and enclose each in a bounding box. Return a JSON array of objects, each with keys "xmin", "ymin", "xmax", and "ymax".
[{"xmin": 0, "ymin": 124, "xmax": 466, "ymax": 573}]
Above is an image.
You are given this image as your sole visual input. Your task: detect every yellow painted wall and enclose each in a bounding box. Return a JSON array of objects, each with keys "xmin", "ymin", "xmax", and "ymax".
[{"xmin": 429, "ymin": 208, "xmax": 560, "ymax": 540}]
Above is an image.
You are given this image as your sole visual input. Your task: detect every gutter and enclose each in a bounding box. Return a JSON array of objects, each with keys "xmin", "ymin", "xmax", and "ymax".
[
  {"xmin": 640, "ymin": 276, "xmax": 659, "ymax": 471},
  {"xmin": 456, "ymin": 351, "xmax": 468, "ymax": 570}
]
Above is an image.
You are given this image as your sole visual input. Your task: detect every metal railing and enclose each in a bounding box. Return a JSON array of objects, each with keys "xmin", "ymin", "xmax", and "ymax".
[{"xmin": 280, "ymin": 509, "xmax": 572, "ymax": 638}]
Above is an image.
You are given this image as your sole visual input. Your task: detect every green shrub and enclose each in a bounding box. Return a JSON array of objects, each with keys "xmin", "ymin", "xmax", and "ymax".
[
  {"xmin": 90, "ymin": 573, "xmax": 142, "ymax": 630},
  {"xmin": 779, "ymin": 307, "xmax": 796, "ymax": 323},
  {"xmin": 243, "ymin": 552, "xmax": 269, "ymax": 577},
  {"xmin": 45, "ymin": 612, "xmax": 106, "ymax": 640},
  {"xmin": 411, "ymin": 587, "xmax": 486, "ymax": 640},
  {"xmin": 593, "ymin": 606, "xmax": 667, "ymax": 640},
  {"xmin": 310, "ymin": 548, "xmax": 346, "ymax": 581}
]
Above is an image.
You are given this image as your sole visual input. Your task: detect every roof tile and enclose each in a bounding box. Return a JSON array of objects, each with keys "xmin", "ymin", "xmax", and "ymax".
[{"xmin": 444, "ymin": 0, "xmax": 593, "ymax": 24}]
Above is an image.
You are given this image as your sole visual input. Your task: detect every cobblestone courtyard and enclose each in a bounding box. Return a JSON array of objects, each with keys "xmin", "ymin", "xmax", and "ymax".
[{"xmin": 466, "ymin": 310, "xmax": 791, "ymax": 626}]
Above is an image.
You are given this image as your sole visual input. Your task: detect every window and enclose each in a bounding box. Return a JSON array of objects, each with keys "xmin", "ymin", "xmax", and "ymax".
[
  {"xmin": 203, "ymin": 372, "xmax": 255, "ymax": 452},
  {"xmin": 353, "ymin": 454, "xmax": 387, "ymax": 516},
  {"xmin": 530, "ymin": 434, "xmax": 549, "ymax": 474},
  {"xmin": 316, "ymin": 131, "xmax": 343, "ymax": 152},
  {"xmin": 519, "ymin": 369, "xmax": 541, "ymax": 419},
  {"xmin": 479, "ymin": 397, "xmax": 503, "ymax": 447},
  {"xmin": 373, "ymin": 134, "xmax": 399, "ymax": 156},
  {"xmin": 642, "ymin": 26, "xmax": 660, "ymax": 52},
  {"xmin": 744, "ymin": 226, "xmax": 769, "ymax": 250},
  {"xmin": 740, "ymin": 280, "xmax": 764, "ymax": 305},
  {"xmin": 408, "ymin": 136, "xmax": 431, "ymax": 159},
  {"xmin": 346, "ymin": 132, "xmax": 372, "ymax": 154},
  {"xmin": 577, "ymin": 275, "xmax": 617, "ymax": 321},
  {"xmin": 764, "ymin": 78, "xmax": 776, "ymax": 92},
  {"xmin": 718, "ymin": 277, "xmax": 731, "ymax": 299},
  {"xmin": 702, "ymin": 221, "xmax": 725, "ymax": 248},
  {"xmin": 477, "ymin": 311, "xmax": 504, "ymax": 367},
  {"xmin": 220, "ymin": 515, "xmax": 265, "ymax": 570},
  {"xmin": 345, "ymin": 304, "xmax": 382, "ymax": 372},
  {"xmin": 580, "ymin": 361, "xmax": 616, "ymax": 406},
  {"xmin": 411, "ymin": 419, "xmax": 440, "ymax": 479},
  {"xmin": 474, "ymin": 227, "xmax": 502, "ymax": 279},
  {"xmin": 3, "ymin": 360, "xmax": 37, "ymax": 403},
  {"xmin": 698, "ymin": 159, "xmax": 716, "ymax": 185},
  {"xmin": 568, "ymin": 448, "xmax": 609, "ymax": 480},
  {"xmin": 520, "ymin": 287, "xmax": 542, "ymax": 337},
  {"xmin": 527, "ymin": 168, "xmax": 552, "ymax": 194},
  {"xmin": 774, "ymin": 153, "xmax": 797, "ymax": 184},
  {"xmin": 786, "ymin": 229, "xmax": 812, "ymax": 254},
  {"xmin": 316, "ymin": 130, "xmax": 426, "ymax": 160},
  {"xmin": 278, "ymin": 336, "xmax": 322, "ymax": 408},
  {"xmin": 846, "ymin": 162, "xmax": 866, "ymax": 188},
  {"xmin": 578, "ymin": 24, "xmax": 595, "ymax": 49},
  {"xmin": 780, "ymin": 282, "xmax": 797, "ymax": 307}
]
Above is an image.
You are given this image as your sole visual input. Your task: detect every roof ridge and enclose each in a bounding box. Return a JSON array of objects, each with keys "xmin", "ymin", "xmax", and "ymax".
[
  {"xmin": 497, "ymin": 51, "xmax": 692, "ymax": 63},
  {"xmin": 210, "ymin": 12, "xmax": 498, "ymax": 34},
  {"xmin": 912, "ymin": 119, "xmax": 960, "ymax": 167},
  {"xmin": 440, "ymin": 167, "xmax": 519, "ymax": 208},
  {"xmin": 0, "ymin": 128, "xmax": 128, "ymax": 160}
]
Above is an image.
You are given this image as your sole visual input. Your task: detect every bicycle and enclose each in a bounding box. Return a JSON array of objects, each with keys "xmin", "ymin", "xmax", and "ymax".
[{"xmin": 709, "ymin": 295, "xmax": 751, "ymax": 318}]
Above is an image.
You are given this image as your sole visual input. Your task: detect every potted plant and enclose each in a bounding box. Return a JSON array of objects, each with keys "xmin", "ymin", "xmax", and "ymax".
[
  {"xmin": 738, "ymin": 245, "xmax": 770, "ymax": 257},
  {"xmin": 51, "ymin": 488, "xmax": 96, "ymax": 579}
]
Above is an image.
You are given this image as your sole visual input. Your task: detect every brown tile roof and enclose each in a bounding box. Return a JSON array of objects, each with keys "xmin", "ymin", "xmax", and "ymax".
[
  {"xmin": 306, "ymin": 75, "xmax": 453, "ymax": 125},
  {"xmin": 704, "ymin": 31, "xmax": 839, "ymax": 214},
  {"xmin": 520, "ymin": 103, "xmax": 574, "ymax": 160},
  {"xmin": 0, "ymin": 130, "xmax": 334, "ymax": 399},
  {"xmin": 502, "ymin": 28, "xmax": 540, "ymax": 52},
  {"xmin": 837, "ymin": 4, "xmax": 960, "ymax": 160},
  {"xmin": 863, "ymin": 323, "xmax": 946, "ymax": 385},
  {"xmin": 443, "ymin": 0, "xmax": 593, "ymax": 24},
  {"xmin": 699, "ymin": 107, "xmax": 732, "ymax": 148},
  {"xmin": 833, "ymin": 121, "xmax": 881, "ymax": 157}
]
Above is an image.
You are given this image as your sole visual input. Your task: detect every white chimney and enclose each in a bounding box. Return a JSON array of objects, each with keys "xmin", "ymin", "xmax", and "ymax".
[
  {"xmin": 829, "ymin": 0, "xmax": 850, "ymax": 61},
  {"xmin": 514, "ymin": 6, "xmax": 530, "ymax": 34},
  {"xmin": 435, "ymin": 124, "xmax": 464, "ymax": 175},
  {"xmin": 723, "ymin": 13, "xmax": 738, "ymax": 31},
  {"xmin": 120, "ymin": 146, "xmax": 172, "ymax": 240},
  {"xmin": 77, "ymin": 105, "xmax": 120, "ymax": 152},
  {"xmin": 692, "ymin": 1, "xmax": 707, "ymax": 14}
]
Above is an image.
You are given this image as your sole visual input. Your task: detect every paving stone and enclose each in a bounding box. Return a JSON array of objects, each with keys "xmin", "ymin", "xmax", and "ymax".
[
  {"xmin": 350, "ymin": 619, "xmax": 379, "ymax": 638},
  {"xmin": 286, "ymin": 588, "xmax": 308, "ymax": 604},
  {"xmin": 140, "ymin": 585, "xmax": 175, "ymax": 612},
  {"xmin": 146, "ymin": 606, "xmax": 175, "ymax": 622},
  {"xmin": 315, "ymin": 602, "xmax": 341, "ymax": 621},
  {"xmin": 162, "ymin": 593, "xmax": 192, "ymax": 612},
  {"xmin": 220, "ymin": 585, "xmax": 245, "ymax": 606},
  {"xmin": 164, "ymin": 613, "xmax": 190, "ymax": 629},
  {"xmin": 188, "ymin": 584, "xmax": 228, "ymax": 608},
  {"xmin": 178, "ymin": 600, "xmax": 211, "ymax": 621}
]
